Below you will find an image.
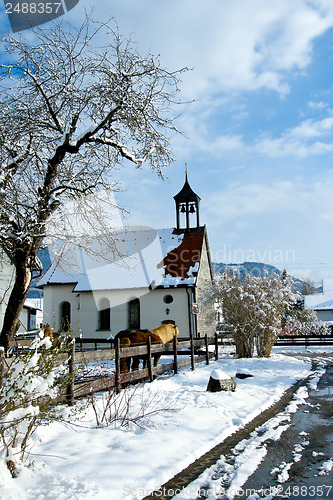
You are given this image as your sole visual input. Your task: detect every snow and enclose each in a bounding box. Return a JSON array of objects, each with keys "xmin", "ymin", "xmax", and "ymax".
[
  {"xmin": 1, "ymin": 345, "xmax": 323, "ymax": 500},
  {"xmin": 23, "ymin": 299, "xmax": 42, "ymax": 310},
  {"xmin": 210, "ymin": 368, "xmax": 231, "ymax": 380},
  {"xmin": 176, "ymin": 383, "xmax": 313, "ymax": 500},
  {"xmin": 318, "ymin": 459, "xmax": 333, "ymax": 476},
  {"xmin": 37, "ymin": 228, "xmax": 199, "ymax": 291}
]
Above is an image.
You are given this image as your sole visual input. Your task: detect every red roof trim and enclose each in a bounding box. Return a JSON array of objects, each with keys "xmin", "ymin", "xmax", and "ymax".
[{"xmin": 158, "ymin": 231, "xmax": 204, "ymax": 280}]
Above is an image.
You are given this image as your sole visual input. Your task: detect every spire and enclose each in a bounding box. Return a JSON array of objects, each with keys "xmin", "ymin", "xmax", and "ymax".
[{"xmin": 174, "ymin": 168, "xmax": 201, "ymax": 232}]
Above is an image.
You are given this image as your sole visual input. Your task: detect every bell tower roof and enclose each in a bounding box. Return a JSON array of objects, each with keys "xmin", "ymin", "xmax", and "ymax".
[
  {"xmin": 174, "ymin": 170, "xmax": 201, "ymax": 233},
  {"xmin": 173, "ymin": 171, "xmax": 201, "ymax": 204}
]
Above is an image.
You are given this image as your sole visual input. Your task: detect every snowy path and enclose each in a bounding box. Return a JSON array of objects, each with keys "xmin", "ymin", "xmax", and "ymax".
[
  {"xmin": 173, "ymin": 355, "xmax": 333, "ymax": 500},
  {"xmin": 233, "ymin": 360, "xmax": 333, "ymax": 499}
]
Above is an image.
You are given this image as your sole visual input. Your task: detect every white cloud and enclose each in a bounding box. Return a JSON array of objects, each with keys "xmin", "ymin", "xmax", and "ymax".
[
  {"xmin": 205, "ymin": 181, "xmax": 296, "ymax": 221},
  {"xmin": 178, "ymin": 105, "xmax": 333, "ymax": 160},
  {"xmin": 204, "ymin": 177, "xmax": 333, "ymax": 236},
  {"xmin": 254, "ymin": 115, "xmax": 333, "ymax": 157},
  {"xmin": 308, "ymin": 100, "xmax": 330, "ymax": 110},
  {"xmin": 291, "ymin": 117, "xmax": 333, "ymax": 138},
  {"xmin": 202, "ymin": 175, "xmax": 333, "ymax": 279},
  {"xmin": 78, "ymin": 0, "xmax": 333, "ymax": 99}
]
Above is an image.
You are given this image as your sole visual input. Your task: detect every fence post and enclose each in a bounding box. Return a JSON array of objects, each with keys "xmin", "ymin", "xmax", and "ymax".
[
  {"xmin": 205, "ymin": 334, "xmax": 209, "ymax": 365},
  {"xmin": 214, "ymin": 332, "xmax": 219, "ymax": 361},
  {"xmin": 66, "ymin": 337, "xmax": 75, "ymax": 406},
  {"xmin": 115, "ymin": 337, "xmax": 121, "ymax": 393},
  {"xmin": 147, "ymin": 336, "xmax": 153, "ymax": 382},
  {"xmin": 173, "ymin": 335, "xmax": 178, "ymax": 375},
  {"xmin": 190, "ymin": 333, "xmax": 195, "ymax": 371}
]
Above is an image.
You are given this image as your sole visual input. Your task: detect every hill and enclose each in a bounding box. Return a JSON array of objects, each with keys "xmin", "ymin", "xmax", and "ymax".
[{"xmin": 212, "ymin": 261, "xmax": 320, "ymax": 294}]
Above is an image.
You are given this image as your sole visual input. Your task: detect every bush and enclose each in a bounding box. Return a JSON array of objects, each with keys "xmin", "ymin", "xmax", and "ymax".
[
  {"xmin": 0, "ymin": 333, "xmax": 73, "ymax": 477},
  {"xmin": 210, "ymin": 271, "xmax": 297, "ymax": 357}
]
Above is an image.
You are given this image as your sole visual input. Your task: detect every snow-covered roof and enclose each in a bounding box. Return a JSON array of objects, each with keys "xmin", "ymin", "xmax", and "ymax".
[
  {"xmin": 23, "ymin": 299, "xmax": 42, "ymax": 310},
  {"xmin": 38, "ymin": 228, "xmax": 205, "ymax": 292},
  {"xmin": 304, "ymin": 293, "xmax": 333, "ymax": 311}
]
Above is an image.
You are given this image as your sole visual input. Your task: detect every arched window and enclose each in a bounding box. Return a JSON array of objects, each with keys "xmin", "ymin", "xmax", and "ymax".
[
  {"xmin": 128, "ymin": 298, "xmax": 140, "ymax": 329},
  {"xmin": 60, "ymin": 301, "xmax": 71, "ymax": 332},
  {"xmin": 98, "ymin": 298, "xmax": 111, "ymax": 330}
]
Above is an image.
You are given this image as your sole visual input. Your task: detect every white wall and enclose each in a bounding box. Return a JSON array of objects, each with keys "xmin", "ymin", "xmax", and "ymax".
[
  {"xmin": 42, "ymin": 284, "xmax": 192, "ymax": 338},
  {"xmin": 139, "ymin": 288, "xmax": 190, "ymax": 337},
  {"xmin": 316, "ymin": 310, "xmax": 333, "ymax": 322}
]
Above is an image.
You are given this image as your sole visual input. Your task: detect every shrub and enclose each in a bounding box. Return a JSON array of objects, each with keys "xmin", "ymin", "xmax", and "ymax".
[
  {"xmin": 210, "ymin": 271, "xmax": 297, "ymax": 357},
  {"xmin": 0, "ymin": 333, "xmax": 73, "ymax": 477}
]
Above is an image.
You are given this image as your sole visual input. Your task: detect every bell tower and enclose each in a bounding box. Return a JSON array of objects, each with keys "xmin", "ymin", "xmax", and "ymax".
[{"xmin": 174, "ymin": 169, "xmax": 201, "ymax": 233}]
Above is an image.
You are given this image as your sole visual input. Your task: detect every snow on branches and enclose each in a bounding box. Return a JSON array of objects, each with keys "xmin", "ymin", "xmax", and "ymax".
[
  {"xmin": 211, "ymin": 270, "xmax": 298, "ymax": 357},
  {"xmin": 0, "ymin": 333, "xmax": 72, "ymax": 478},
  {"xmin": 0, "ymin": 15, "xmax": 187, "ymax": 345}
]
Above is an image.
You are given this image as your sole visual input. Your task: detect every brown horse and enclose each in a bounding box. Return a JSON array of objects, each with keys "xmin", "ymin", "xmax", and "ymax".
[
  {"xmin": 123, "ymin": 331, "xmax": 163, "ymax": 371},
  {"xmin": 43, "ymin": 324, "xmax": 62, "ymax": 347},
  {"xmin": 113, "ymin": 329, "xmax": 156, "ymax": 373},
  {"xmin": 114, "ymin": 323, "xmax": 179, "ymax": 373},
  {"xmin": 146, "ymin": 323, "xmax": 179, "ymax": 368},
  {"xmin": 150, "ymin": 323, "xmax": 179, "ymax": 343}
]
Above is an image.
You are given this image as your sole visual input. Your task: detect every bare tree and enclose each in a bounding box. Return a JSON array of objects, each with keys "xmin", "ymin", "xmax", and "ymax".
[
  {"xmin": 0, "ymin": 16, "xmax": 187, "ymax": 350},
  {"xmin": 301, "ymin": 279, "xmax": 317, "ymax": 295}
]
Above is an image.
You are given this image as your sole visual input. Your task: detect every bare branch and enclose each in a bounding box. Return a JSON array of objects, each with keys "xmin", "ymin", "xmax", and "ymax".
[{"xmin": 0, "ymin": 14, "xmax": 188, "ymax": 346}]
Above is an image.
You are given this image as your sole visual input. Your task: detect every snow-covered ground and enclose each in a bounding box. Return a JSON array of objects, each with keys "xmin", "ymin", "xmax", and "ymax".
[{"xmin": 1, "ymin": 345, "xmax": 332, "ymax": 500}]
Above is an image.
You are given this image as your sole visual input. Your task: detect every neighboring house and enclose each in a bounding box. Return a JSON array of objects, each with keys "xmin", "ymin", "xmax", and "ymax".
[
  {"xmin": 17, "ymin": 299, "xmax": 41, "ymax": 334},
  {"xmin": 0, "ymin": 247, "xmax": 15, "ymax": 333},
  {"xmin": 304, "ymin": 279, "xmax": 333, "ymax": 324},
  {"xmin": 37, "ymin": 173, "xmax": 215, "ymax": 339},
  {"xmin": 0, "ymin": 248, "xmax": 40, "ymax": 334}
]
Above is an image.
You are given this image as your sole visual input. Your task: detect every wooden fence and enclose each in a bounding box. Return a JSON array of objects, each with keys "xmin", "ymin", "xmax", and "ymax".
[
  {"xmin": 6, "ymin": 331, "xmax": 331, "ymax": 406},
  {"xmin": 275, "ymin": 334, "xmax": 333, "ymax": 346},
  {"xmin": 218, "ymin": 329, "xmax": 333, "ymax": 347},
  {"xmin": 5, "ymin": 334, "xmax": 221, "ymax": 405}
]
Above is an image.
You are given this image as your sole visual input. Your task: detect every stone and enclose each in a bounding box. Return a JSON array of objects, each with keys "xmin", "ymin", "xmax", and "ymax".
[
  {"xmin": 235, "ymin": 371, "xmax": 254, "ymax": 379},
  {"xmin": 206, "ymin": 369, "xmax": 236, "ymax": 392}
]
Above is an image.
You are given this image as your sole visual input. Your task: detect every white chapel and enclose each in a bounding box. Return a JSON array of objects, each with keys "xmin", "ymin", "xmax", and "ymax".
[{"xmin": 38, "ymin": 173, "xmax": 215, "ymax": 339}]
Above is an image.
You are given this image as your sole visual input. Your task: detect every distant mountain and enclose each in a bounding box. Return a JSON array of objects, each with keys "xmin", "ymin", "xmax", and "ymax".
[
  {"xmin": 213, "ymin": 261, "xmax": 284, "ymax": 277},
  {"xmin": 212, "ymin": 261, "xmax": 321, "ymax": 294}
]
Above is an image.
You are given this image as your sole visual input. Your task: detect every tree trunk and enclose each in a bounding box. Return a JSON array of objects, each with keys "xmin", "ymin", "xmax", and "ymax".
[
  {"xmin": 0, "ymin": 249, "xmax": 33, "ymax": 353},
  {"xmin": 234, "ymin": 327, "xmax": 255, "ymax": 358}
]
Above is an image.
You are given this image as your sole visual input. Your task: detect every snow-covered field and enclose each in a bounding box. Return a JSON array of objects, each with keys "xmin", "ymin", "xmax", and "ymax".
[{"xmin": 1, "ymin": 346, "xmax": 332, "ymax": 500}]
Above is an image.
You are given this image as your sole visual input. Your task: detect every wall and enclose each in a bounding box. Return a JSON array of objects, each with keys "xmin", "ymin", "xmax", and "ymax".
[
  {"xmin": 316, "ymin": 310, "xmax": 333, "ymax": 322},
  {"xmin": 42, "ymin": 285, "xmax": 191, "ymax": 339},
  {"xmin": 196, "ymin": 233, "xmax": 215, "ymax": 337},
  {"xmin": 17, "ymin": 308, "xmax": 29, "ymax": 333}
]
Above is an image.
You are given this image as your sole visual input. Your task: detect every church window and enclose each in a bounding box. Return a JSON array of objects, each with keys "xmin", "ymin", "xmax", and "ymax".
[
  {"xmin": 60, "ymin": 301, "xmax": 71, "ymax": 332},
  {"xmin": 163, "ymin": 294, "xmax": 174, "ymax": 304},
  {"xmin": 98, "ymin": 298, "xmax": 111, "ymax": 330},
  {"xmin": 128, "ymin": 298, "xmax": 140, "ymax": 329}
]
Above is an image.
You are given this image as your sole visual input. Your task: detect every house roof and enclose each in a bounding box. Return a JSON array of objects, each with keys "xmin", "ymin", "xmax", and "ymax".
[
  {"xmin": 37, "ymin": 227, "xmax": 207, "ymax": 292},
  {"xmin": 23, "ymin": 299, "xmax": 42, "ymax": 311},
  {"xmin": 304, "ymin": 293, "xmax": 333, "ymax": 311}
]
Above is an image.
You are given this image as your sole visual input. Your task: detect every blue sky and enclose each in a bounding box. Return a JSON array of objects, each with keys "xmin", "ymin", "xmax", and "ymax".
[{"xmin": 2, "ymin": 0, "xmax": 333, "ymax": 283}]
